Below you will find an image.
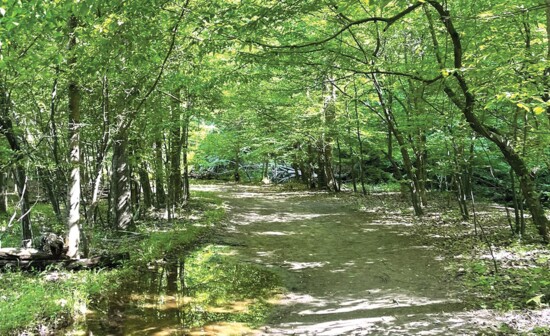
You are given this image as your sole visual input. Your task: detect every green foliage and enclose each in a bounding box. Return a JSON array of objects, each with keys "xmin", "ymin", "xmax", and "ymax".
[
  {"xmin": 2, "ymin": 0, "xmax": 550, "ymax": 333},
  {"xmin": 0, "ymin": 190, "xmax": 228, "ymax": 334},
  {"xmin": 182, "ymin": 244, "xmax": 281, "ymax": 327},
  {"xmin": 121, "ymin": 192, "xmax": 225, "ymax": 264},
  {"xmin": 0, "ymin": 270, "xmax": 120, "ymax": 335},
  {"xmin": 464, "ymin": 250, "xmax": 550, "ymax": 311},
  {"xmin": 0, "ymin": 203, "xmax": 62, "ymax": 248}
]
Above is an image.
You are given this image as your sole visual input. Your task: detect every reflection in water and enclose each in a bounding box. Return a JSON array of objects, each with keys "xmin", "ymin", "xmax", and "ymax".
[
  {"xmin": 72, "ymin": 184, "xmax": 499, "ymax": 335},
  {"xmin": 80, "ymin": 245, "xmax": 280, "ymax": 336}
]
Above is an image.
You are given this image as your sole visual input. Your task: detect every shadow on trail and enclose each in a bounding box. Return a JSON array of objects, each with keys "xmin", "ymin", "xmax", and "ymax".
[{"xmin": 196, "ymin": 184, "xmax": 497, "ymax": 336}]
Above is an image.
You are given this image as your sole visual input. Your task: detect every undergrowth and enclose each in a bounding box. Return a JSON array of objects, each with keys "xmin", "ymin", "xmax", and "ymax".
[
  {"xmin": 0, "ymin": 190, "xmax": 225, "ymax": 335},
  {"xmin": 409, "ymin": 195, "xmax": 550, "ymax": 334},
  {"xmin": 0, "ymin": 269, "xmax": 120, "ymax": 335}
]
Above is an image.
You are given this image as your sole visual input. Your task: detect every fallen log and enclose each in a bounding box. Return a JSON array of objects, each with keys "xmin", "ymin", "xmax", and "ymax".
[
  {"xmin": 0, "ymin": 248, "xmax": 129, "ymax": 271},
  {"xmin": 65, "ymin": 252, "xmax": 129, "ymax": 270},
  {"xmin": 0, "ymin": 248, "xmax": 60, "ymax": 260}
]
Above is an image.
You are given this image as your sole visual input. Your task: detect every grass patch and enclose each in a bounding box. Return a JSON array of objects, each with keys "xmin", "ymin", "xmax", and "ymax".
[
  {"xmin": 0, "ymin": 269, "xmax": 120, "ymax": 335},
  {"xmin": 0, "ymin": 190, "xmax": 226, "ymax": 335}
]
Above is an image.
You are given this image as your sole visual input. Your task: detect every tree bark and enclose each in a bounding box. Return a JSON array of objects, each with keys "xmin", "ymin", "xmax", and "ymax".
[
  {"xmin": 0, "ymin": 172, "xmax": 7, "ymax": 214},
  {"xmin": 344, "ymin": 102, "xmax": 358, "ymax": 193},
  {"xmin": 323, "ymin": 80, "xmax": 339, "ymax": 192},
  {"xmin": 372, "ymin": 75, "xmax": 423, "ymax": 215},
  {"xmin": 353, "ymin": 82, "xmax": 367, "ymax": 195},
  {"xmin": 13, "ymin": 166, "xmax": 32, "ymax": 243},
  {"xmin": 169, "ymin": 92, "xmax": 183, "ymax": 209},
  {"xmin": 263, "ymin": 159, "xmax": 270, "ymax": 181},
  {"xmin": 234, "ymin": 149, "xmax": 241, "ymax": 182},
  {"xmin": 111, "ymin": 132, "xmax": 133, "ymax": 230},
  {"xmin": 182, "ymin": 112, "xmax": 190, "ymax": 203},
  {"xmin": 154, "ymin": 139, "xmax": 166, "ymax": 208},
  {"xmin": 66, "ymin": 14, "xmax": 81, "ymax": 258},
  {"xmin": 316, "ymin": 139, "xmax": 327, "ymax": 189},
  {"xmin": 130, "ymin": 163, "xmax": 140, "ymax": 218},
  {"xmin": 139, "ymin": 164, "xmax": 153, "ymax": 209}
]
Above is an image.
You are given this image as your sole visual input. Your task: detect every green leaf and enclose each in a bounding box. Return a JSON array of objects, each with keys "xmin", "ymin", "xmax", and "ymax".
[
  {"xmin": 533, "ymin": 106, "xmax": 545, "ymax": 115},
  {"xmin": 526, "ymin": 294, "xmax": 544, "ymax": 307},
  {"xmin": 516, "ymin": 103, "xmax": 530, "ymax": 112}
]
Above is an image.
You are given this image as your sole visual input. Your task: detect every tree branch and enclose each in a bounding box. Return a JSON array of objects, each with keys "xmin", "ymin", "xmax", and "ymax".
[
  {"xmin": 134, "ymin": 1, "xmax": 189, "ymax": 114},
  {"xmin": 249, "ymin": 2, "xmax": 424, "ymax": 49}
]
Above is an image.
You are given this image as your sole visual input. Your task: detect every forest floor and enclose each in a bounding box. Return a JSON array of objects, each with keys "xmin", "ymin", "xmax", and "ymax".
[
  {"xmin": 2, "ymin": 183, "xmax": 548, "ymax": 335},
  {"xmin": 195, "ymin": 183, "xmax": 550, "ymax": 336}
]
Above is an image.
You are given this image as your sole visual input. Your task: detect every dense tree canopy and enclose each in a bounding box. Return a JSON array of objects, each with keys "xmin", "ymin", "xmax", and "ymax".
[{"xmin": 1, "ymin": 0, "xmax": 549, "ymax": 251}]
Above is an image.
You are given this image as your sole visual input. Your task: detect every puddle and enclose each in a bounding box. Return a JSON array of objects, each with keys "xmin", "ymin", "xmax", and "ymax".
[{"xmin": 71, "ymin": 244, "xmax": 279, "ymax": 335}]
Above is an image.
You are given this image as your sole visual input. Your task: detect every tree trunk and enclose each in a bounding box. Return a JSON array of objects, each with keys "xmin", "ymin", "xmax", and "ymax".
[
  {"xmin": 335, "ymin": 138, "xmax": 342, "ymax": 191},
  {"xmin": 306, "ymin": 143, "xmax": 316, "ymax": 189},
  {"xmin": 39, "ymin": 168, "xmax": 62, "ymax": 223},
  {"xmin": 154, "ymin": 139, "xmax": 166, "ymax": 208},
  {"xmin": 510, "ymin": 169, "xmax": 523, "ymax": 235},
  {"xmin": 345, "ymin": 102, "xmax": 358, "ymax": 193},
  {"xmin": 263, "ymin": 160, "xmax": 270, "ymax": 181},
  {"xmin": 66, "ymin": 14, "xmax": 81, "ymax": 258},
  {"xmin": 86, "ymin": 154, "xmax": 107, "ymax": 227},
  {"xmin": 447, "ymin": 130, "xmax": 469, "ymax": 220},
  {"xmin": 13, "ymin": 166, "xmax": 32, "ymax": 243},
  {"xmin": 169, "ymin": 92, "xmax": 183, "ymax": 210},
  {"xmin": 1, "ymin": 82, "xmax": 32, "ymax": 244},
  {"xmin": 321, "ymin": 79, "xmax": 339, "ymax": 192},
  {"xmin": 353, "ymin": 82, "xmax": 367, "ymax": 195},
  {"xmin": 130, "ymin": 165, "xmax": 140, "ymax": 218},
  {"xmin": 316, "ymin": 139, "xmax": 327, "ymax": 189},
  {"xmin": 139, "ymin": 165, "xmax": 153, "ymax": 209},
  {"xmin": 111, "ymin": 133, "xmax": 133, "ymax": 230},
  {"xmin": 234, "ymin": 150, "xmax": 241, "ymax": 182},
  {"xmin": 415, "ymin": 135, "xmax": 428, "ymax": 206},
  {"xmin": 182, "ymin": 117, "xmax": 190, "ymax": 203},
  {"xmin": 428, "ymin": 1, "xmax": 548, "ymax": 241},
  {"xmin": 0, "ymin": 172, "xmax": 7, "ymax": 214},
  {"xmin": 372, "ymin": 75, "xmax": 423, "ymax": 215}
]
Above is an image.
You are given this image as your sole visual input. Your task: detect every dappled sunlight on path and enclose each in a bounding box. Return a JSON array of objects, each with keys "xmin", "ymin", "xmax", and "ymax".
[{"xmin": 199, "ymin": 184, "xmax": 502, "ymax": 335}]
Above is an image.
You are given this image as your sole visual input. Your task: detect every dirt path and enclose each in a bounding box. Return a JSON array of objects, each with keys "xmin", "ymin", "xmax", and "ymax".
[{"xmin": 196, "ymin": 184, "xmax": 497, "ymax": 336}]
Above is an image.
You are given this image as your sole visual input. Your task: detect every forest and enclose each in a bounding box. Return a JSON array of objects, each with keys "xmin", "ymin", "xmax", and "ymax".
[{"xmin": 0, "ymin": 0, "xmax": 549, "ymax": 335}]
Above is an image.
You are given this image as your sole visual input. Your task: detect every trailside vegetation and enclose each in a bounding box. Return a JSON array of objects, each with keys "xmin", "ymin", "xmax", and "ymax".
[{"xmin": 0, "ymin": 0, "xmax": 549, "ymax": 334}]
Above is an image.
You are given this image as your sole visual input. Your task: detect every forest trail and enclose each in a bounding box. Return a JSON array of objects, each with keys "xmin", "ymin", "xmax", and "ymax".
[{"xmin": 197, "ymin": 184, "xmax": 495, "ymax": 336}]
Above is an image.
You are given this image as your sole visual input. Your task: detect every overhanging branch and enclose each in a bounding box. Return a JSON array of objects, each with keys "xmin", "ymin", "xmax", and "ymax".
[{"xmin": 249, "ymin": 2, "xmax": 424, "ymax": 49}]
